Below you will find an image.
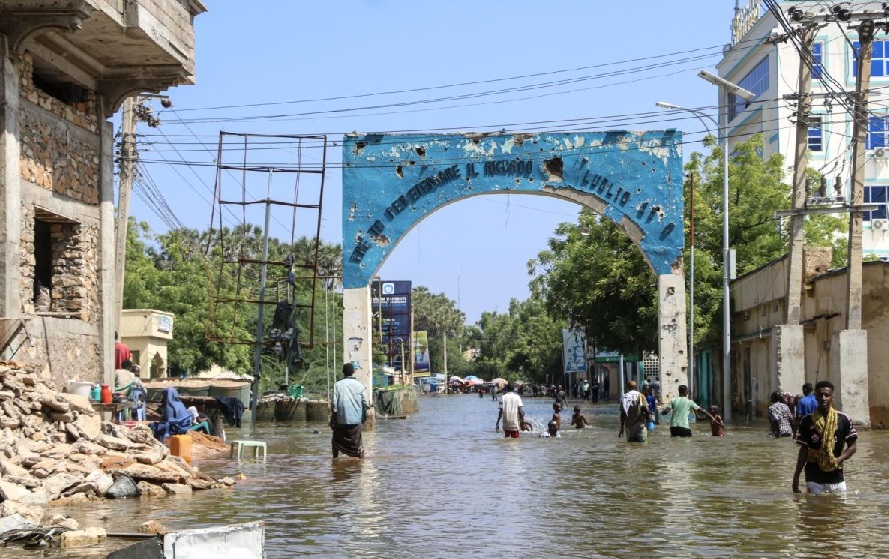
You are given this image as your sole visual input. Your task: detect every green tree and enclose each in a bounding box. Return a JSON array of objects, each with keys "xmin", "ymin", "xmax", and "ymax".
[
  {"xmin": 529, "ymin": 210, "xmax": 658, "ymax": 355},
  {"xmin": 473, "ymin": 296, "xmax": 563, "ymax": 384}
]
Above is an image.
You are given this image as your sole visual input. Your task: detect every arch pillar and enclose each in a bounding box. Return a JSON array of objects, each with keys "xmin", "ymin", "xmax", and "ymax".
[
  {"xmin": 342, "ymin": 286, "xmax": 375, "ymax": 428},
  {"xmin": 657, "ymin": 272, "xmax": 688, "ymax": 403}
]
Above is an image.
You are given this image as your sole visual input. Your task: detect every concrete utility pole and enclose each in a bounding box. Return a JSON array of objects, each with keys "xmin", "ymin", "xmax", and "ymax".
[
  {"xmin": 846, "ymin": 19, "xmax": 874, "ymax": 331},
  {"xmin": 785, "ymin": 25, "xmax": 816, "ymax": 327},
  {"xmin": 773, "ymin": 25, "xmax": 816, "ymax": 399},
  {"xmin": 114, "ymin": 97, "xmax": 136, "ymax": 336}
]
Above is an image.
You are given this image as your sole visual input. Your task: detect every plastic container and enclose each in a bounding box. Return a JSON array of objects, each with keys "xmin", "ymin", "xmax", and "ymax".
[
  {"xmin": 100, "ymin": 384, "xmax": 112, "ymax": 404},
  {"xmin": 90, "ymin": 384, "xmax": 101, "ymax": 401},
  {"xmin": 170, "ymin": 434, "xmax": 192, "ymax": 463},
  {"xmin": 67, "ymin": 381, "xmax": 92, "ymax": 399}
]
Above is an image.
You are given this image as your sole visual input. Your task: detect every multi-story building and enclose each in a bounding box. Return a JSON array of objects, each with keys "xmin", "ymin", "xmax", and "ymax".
[
  {"xmin": 715, "ymin": 1, "xmax": 889, "ymax": 425},
  {"xmin": 717, "ymin": 0, "xmax": 889, "ymax": 257},
  {"xmin": 0, "ymin": 1, "xmax": 205, "ymax": 389}
]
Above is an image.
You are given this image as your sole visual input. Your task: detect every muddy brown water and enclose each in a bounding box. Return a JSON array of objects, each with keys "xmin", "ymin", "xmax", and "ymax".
[{"xmin": 8, "ymin": 394, "xmax": 889, "ymax": 558}]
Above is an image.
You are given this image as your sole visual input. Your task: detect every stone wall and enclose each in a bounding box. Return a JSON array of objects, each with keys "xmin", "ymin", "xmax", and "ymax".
[{"xmin": 17, "ymin": 52, "xmax": 100, "ymax": 206}]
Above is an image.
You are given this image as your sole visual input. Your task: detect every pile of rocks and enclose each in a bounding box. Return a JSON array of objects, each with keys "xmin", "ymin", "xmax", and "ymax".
[{"xmin": 0, "ymin": 361, "xmax": 235, "ymax": 525}]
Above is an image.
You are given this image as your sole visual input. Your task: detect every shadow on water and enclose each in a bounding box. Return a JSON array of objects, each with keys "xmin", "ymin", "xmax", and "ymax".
[{"xmin": 13, "ymin": 394, "xmax": 889, "ymax": 558}]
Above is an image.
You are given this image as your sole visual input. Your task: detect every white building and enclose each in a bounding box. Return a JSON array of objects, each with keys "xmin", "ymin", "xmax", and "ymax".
[{"xmin": 717, "ymin": 0, "xmax": 889, "ymax": 257}]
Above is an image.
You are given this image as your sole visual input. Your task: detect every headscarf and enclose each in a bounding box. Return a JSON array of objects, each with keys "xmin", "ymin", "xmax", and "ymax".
[
  {"xmin": 161, "ymin": 386, "xmax": 189, "ymax": 422},
  {"xmin": 187, "ymin": 405, "xmax": 199, "ymax": 423},
  {"xmin": 809, "ymin": 407, "xmax": 840, "ymax": 472}
]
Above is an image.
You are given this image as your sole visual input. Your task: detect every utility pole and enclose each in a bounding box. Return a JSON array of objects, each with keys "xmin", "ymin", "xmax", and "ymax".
[
  {"xmin": 114, "ymin": 97, "xmax": 136, "ymax": 336},
  {"xmin": 846, "ymin": 19, "xmax": 874, "ymax": 331},
  {"xmin": 774, "ymin": 11, "xmax": 878, "ymax": 425},
  {"xmin": 785, "ymin": 25, "xmax": 816, "ymax": 326},
  {"xmin": 771, "ymin": 24, "xmax": 816, "ymax": 400}
]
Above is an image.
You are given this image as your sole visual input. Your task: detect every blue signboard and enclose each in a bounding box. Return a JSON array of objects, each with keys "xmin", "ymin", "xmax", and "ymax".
[{"xmin": 371, "ymin": 279, "xmax": 411, "ymax": 369}]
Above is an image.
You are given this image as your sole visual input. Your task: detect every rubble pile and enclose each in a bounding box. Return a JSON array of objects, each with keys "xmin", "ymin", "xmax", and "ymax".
[{"xmin": 0, "ymin": 362, "xmax": 235, "ymax": 524}]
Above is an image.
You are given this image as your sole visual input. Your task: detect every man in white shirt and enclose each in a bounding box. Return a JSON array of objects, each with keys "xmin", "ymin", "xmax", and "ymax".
[{"xmin": 495, "ymin": 382, "xmax": 525, "ymax": 438}]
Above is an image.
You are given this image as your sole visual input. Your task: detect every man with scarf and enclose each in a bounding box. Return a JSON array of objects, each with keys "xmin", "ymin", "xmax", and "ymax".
[
  {"xmin": 619, "ymin": 380, "xmax": 649, "ymax": 442},
  {"xmin": 792, "ymin": 380, "xmax": 857, "ymax": 495},
  {"xmin": 330, "ymin": 363, "xmax": 370, "ymax": 458}
]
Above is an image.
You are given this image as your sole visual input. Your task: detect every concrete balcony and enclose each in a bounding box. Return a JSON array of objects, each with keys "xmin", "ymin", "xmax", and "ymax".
[{"xmin": 0, "ymin": 0, "xmax": 207, "ymax": 116}]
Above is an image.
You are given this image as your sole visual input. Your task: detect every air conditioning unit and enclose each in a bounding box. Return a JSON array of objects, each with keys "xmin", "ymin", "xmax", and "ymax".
[
  {"xmin": 873, "ymin": 219, "xmax": 887, "ymax": 230},
  {"xmin": 875, "ymin": 147, "xmax": 887, "ymax": 158}
]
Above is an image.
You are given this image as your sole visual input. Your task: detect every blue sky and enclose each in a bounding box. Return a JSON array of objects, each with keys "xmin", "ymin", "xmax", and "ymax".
[{"xmin": 135, "ymin": 0, "xmax": 742, "ymax": 324}]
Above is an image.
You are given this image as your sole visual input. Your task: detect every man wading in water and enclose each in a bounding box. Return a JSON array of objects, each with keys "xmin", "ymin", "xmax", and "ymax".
[
  {"xmin": 330, "ymin": 363, "xmax": 371, "ymax": 458},
  {"xmin": 495, "ymin": 382, "xmax": 525, "ymax": 438},
  {"xmin": 792, "ymin": 380, "xmax": 857, "ymax": 495}
]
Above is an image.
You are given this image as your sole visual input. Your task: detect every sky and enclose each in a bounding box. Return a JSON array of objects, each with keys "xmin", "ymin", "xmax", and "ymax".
[{"xmin": 133, "ymin": 0, "xmax": 744, "ymax": 325}]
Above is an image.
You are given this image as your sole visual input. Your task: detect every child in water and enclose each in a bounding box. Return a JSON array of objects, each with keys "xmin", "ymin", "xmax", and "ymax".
[
  {"xmin": 541, "ymin": 420, "xmax": 561, "ymax": 437},
  {"xmin": 551, "ymin": 411, "xmax": 562, "ymax": 430},
  {"xmin": 708, "ymin": 405, "xmax": 726, "ymax": 437},
  {"xmin": 570, "ymin": 406, "xmax": 588, "ymax": 429}
]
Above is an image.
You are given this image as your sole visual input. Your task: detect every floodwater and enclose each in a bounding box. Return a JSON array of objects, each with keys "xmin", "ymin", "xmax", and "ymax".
[{"xmin": 10, "ymin": 393, "xmax": 889, "ymax": 558}]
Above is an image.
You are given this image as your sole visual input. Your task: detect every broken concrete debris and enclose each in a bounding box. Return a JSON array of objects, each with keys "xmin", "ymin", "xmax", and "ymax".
[{"xmin": 0, "ymin": 361, "xmax": 235, "ymax": 547}]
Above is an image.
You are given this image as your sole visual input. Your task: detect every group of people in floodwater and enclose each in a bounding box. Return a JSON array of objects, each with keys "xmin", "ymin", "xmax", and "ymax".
[{"xmin": 492, "ymin": 378, "xmax": 857, "ymax": 496}]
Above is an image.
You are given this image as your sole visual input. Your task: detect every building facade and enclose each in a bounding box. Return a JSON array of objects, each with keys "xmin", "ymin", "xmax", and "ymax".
[
  {"xmin": 733, "ymin": 249, "xmax": 889, "ymax": 427},
  {"xmin": 718, "ymin": 0, "xmax": 889, "ymax": 257},
  {"xmin": 0, "ymin": 1, "xmax": 205, "ymax": 389},
  {"xmin": 120, "ymin": 309, "xmax": 173, "ymax": 379}
]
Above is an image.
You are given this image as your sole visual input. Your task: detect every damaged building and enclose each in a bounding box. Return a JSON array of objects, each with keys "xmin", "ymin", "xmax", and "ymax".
[{"xmin": 0, "ymin": 1, "xmax": 205, "ymax": 387}]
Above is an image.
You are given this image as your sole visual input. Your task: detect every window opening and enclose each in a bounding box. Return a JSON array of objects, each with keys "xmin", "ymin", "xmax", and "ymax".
[
  {"xmin": 33, "ymin": 220, "xmax": 52, "ymax": 311},
  {"xmin": 853, "ymin": 40, "xmax": 889, "ymax": 78},
  {"xmin": 812, "ymin": 42, "xmax": 824, "ymax": 80},
  {"xmin": 808, "ymin": 115, "xmax": 823, "ymax": 152},
  {"xmin": 867, "ymin": 115, "xmax": 889, "ymax": 150},
  {"xmin": 727, "ymin": 55, "xmax": 769, "ymax": 122},
  {"xmin": 29, "ymin": 209, "xmax": 83, "ymax": 317},
  {"xmin": 865, "ymin": 185, "xmax": 888, "ymax": 221},
  {"xmin": 31, "ymin": 67, "xmax": 88, "ymax": 106}
]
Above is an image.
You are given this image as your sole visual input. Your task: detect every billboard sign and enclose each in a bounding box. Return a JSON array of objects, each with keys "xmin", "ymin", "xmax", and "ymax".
[
  {"xmin": 371, "ymin": 280, "xmax": 412, "ymax": 368},
  {"xmin": 562, "ymin": 328, "xmax": 588, "ymax": 374},
  {"xmin": 413, "ymin": 330, "xmax": 430, "ymax": 374}
]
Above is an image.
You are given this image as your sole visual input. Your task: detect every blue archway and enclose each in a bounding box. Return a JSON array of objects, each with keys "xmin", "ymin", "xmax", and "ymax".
[
  {"xmin": 340, "ymin": 131, "xmax": 688, "ymax": 411},
  {"xmin": 343, "ymin": 131, "xmax": 684, "ymax": 288}
]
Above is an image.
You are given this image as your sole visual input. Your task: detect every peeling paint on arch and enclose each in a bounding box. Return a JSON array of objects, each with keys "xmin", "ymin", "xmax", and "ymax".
[{"xmin": 342, "ymin": 131, "xmax": 684, "ymax": 289}]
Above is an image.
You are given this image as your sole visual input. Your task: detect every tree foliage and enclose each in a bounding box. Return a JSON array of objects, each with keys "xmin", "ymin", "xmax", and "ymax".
[
  {"xmin": 528, "ymin": 210, "xmax": 657, "ymax": 355},
  {"xmin": 123, "ymin": 219, "xmax": 342, "ymax": 397}
]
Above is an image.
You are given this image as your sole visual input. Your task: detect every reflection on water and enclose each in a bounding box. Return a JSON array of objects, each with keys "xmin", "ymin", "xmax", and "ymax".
[{"xmin": 14, "ymin": 394, "xmax": 889, "ymax": 558}]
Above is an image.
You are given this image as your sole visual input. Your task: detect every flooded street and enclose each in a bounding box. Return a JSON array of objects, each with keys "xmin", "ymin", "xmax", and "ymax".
[{"xmin": 14, "ymin": 393, "xmax": 889, "ymax": 558}]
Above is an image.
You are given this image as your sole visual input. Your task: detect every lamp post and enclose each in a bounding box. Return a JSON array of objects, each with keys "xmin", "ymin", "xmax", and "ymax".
[
  {"xmin": 698, "ymin": 70, "xmax": 754, "ymax": 423},
  {"xmin": 657, "ymin": 74, "xmax": 753, "ymax": 421},
  {"xmin": 656, "ymin": 101, "xmax": 716, "ymax": 402}
]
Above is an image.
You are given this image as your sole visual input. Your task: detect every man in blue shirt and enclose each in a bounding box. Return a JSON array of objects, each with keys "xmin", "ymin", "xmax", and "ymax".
[
  {"xmin": 796, "ymin": 383, "xmax": 817, "ymax": 418},
  {"xmin": 330, "ymin": 363, "xmax": 371, "ymax": 458}
]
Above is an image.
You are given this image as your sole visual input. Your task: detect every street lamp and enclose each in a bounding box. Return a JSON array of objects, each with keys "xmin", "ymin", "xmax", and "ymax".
[
  {"xmin": 699, "ymin": 71, "xmax": 754, "ymax": 424},
  {"xmin": 657, "ymin": 71, "xmax": 754, "ymax": 423},
  {"xmin": 655, "ymin": 101, "xmax": 716, "ymax": 403}
]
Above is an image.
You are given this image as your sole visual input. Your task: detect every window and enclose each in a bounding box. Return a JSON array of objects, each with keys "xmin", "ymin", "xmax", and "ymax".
[
  {"xmin": 33, "ymin": 220, "xmax": 52, "ymax": 311},
  {"xmin": 808, "ymin": 115, "xmax": 823, "ymax": 152},
  {"xmin": 867, "ymin": 115, "xmax": 889, "ymax": 150},
  {"xmin": 865, "ymin": 185, "xmax": 888, "ymax": 220},
  {"xmin": 812, "ymin": 42, "xmax": 824, "ymax": 80},
  {"xmin": 28, "ymin": 209, "xmax": 84, "ymax": 317},
  {"xmin": 727, "ymin": 55, "xmax": 769, "ymax": 122},
  {"xmin": 853, "ymin": 40, "xmax": 889, "ymax": 77}
]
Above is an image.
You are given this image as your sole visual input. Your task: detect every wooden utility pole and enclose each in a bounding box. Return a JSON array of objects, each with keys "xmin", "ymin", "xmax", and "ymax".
[
  {"xmin": 846, "ymin": 19, "xmax": 875, "ymax": 330},
  {"xmin": 114, "ymin": 97, "xmax": 136, "ymax": 336},
  {"xmin": 785, "ymin": 26, "xmax": 816, "ymax": 326}
]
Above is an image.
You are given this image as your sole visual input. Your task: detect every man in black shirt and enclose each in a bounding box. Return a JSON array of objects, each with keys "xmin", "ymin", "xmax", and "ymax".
[{"xmin": 792, "ymin": 380, "xmax": 857, "ymax": 495}]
